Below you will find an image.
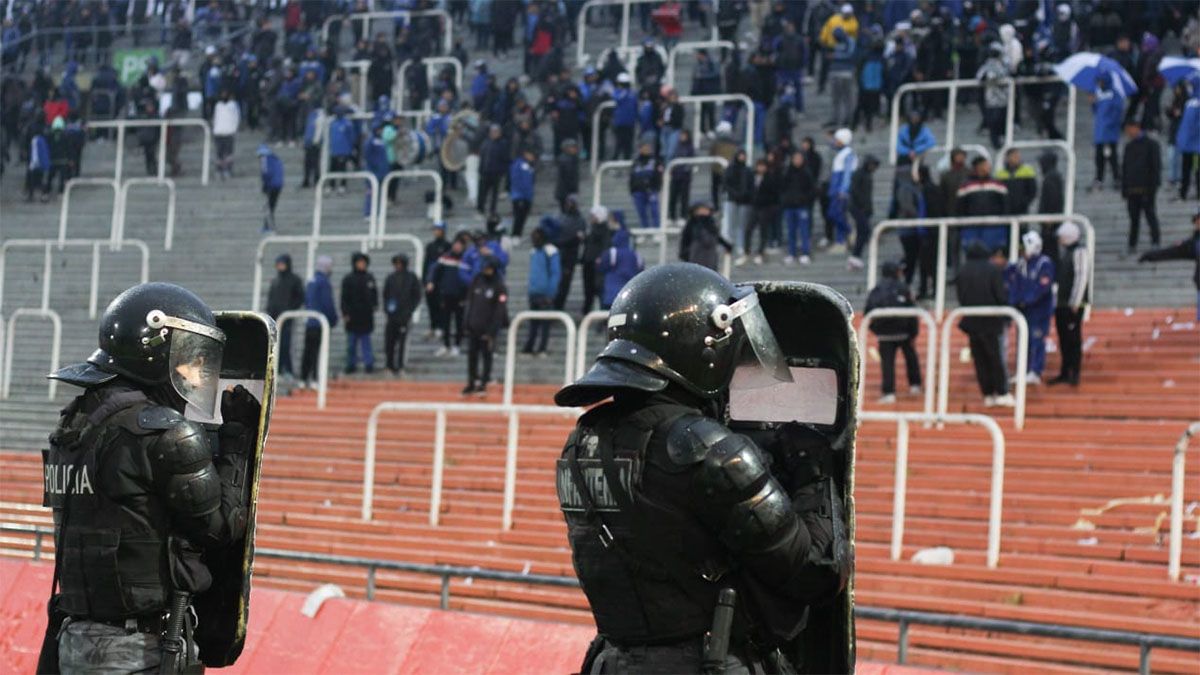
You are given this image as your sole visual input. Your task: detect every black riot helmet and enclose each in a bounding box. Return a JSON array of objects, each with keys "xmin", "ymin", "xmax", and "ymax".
[
  {"xmin": 87, "ymin": 282, "xmax": 226, "ymax": 416},
  {"xmin": 556, "ymin": 263, "xmax": 792, "ymax": 406}
]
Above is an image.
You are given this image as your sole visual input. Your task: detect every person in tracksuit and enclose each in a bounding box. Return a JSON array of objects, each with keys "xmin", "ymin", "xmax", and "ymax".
[
  {"xmin": 1008, "ymin": 230, "xmax": 1055, "ymax": 385},
  {"xmin": 629, "ymin": 140, "xmax": 664, "ymax": 229},
  {"xmin": 1049, "ymin": 222, "xmax": 1089, "ymax": 386},
  {"xmin": 826, "ymin": 127, "xmax": 856, "ymax": 252}
]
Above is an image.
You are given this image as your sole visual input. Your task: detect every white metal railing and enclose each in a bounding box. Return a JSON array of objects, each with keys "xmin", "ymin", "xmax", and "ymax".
[
  {"xmin": 0, "ymin": 239, "xmax": 150, "ymax": 319},
  {"xmin": 939, "ymin": 306, "xmax": 1028, "ymax": 430},
  {"xmin": 342, "ymin": 59, "xmax": 370, "ymax": 111},
  {"xmin": 1169, "ymin": 422, "xmax": 1200, "ymax": 582},
  {"xmin": 587, "ymin": 101, "xmax": 617, "ymax": 176},
  {"xmin": 318, "ymin": 111, "xmax": 431, "ymax": 177},
  {"xmin": 665, "ymin": 39, "xmax": 734, "ymax": 87},
  {"xmin": 2, "ymin": 308, "xmax": 62, "ymax": 400},
  {"xmin": 858, "ymin": 308, "xmax": 938, "ymax": 416},
  {"xmin": 117, "ymin": 177, "xmax": 177, "ymax": 250},
  {"xmin": 88, "ymin": 118, "xmax": 213, "ymax": 185},
  {"xmin": 313, "ymin": 171, "xmax": 381, "ymax": 239},
  {"xmin": 859, "ymin": 411, "xmax": 1007, "ymax": 568},
  {"xmin": 658, "ymin": 155, "xmax": 727, "ymax": 230},
  {"xmin": 251, "ymin": 233, "xmax": 424, "ymax": 313},
  {"xmin": 0, "ymin": 312, "xmax": 4, "ymax": 388},
  {"xmin": 275, "ymin": 309, "xmax": 330, "ymax": 410},
  {"xmin": 591, "ymin": 159, "xmax": 633, "ymax": 209},
  {"xmin": 575, "ymin": 310, "xmax": 609, "ymax": 379},
  {"xmin": 503, "ymin": 311, "xmax": 578, "ymax": 406},
  {"xmin": 997, "ymin": 140, "xmax": 1076, "ymax": 215},
  {"xmin": 362, "ymin": 402, "xmax": 581, "ymax": 527},
  {"xmin": 576, "ymin": 0, "xmax": 719, "ymax": 67},
  {"xmin": 322, "ymin": 9, "xmax": 453, "ymax": 54},
  {"xmin": 866, "ymin": 215, "xmax": 1096, "ymax": 321},
  {"xmin": 395, "ymin": 56, "xmax": 463, "ymax": 114},
  {"xmin": 378, "ymin": 169, "xmax": 444, "ymax": 241},
  {"xmin": 58, "ymin": 178, "xmax": 120, "ymax": 246},
  {"xmin": 887, "ymin": 76, "xmax": 1076, "ymax": 166}
]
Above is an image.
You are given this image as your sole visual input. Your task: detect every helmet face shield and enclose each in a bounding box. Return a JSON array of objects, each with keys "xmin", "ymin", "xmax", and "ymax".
[
  {"xmin": 721, "ymin": 290, "xmax": 793, "ymax": 385},
  {"xmin": 153, "ymin": 309, "xmax": 225, "ymax": 418}
]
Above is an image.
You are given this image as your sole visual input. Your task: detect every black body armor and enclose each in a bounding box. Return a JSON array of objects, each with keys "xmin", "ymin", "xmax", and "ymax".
[{"xmin": 43, "ymin": 381, "xmax": 248, "ymax": 621}]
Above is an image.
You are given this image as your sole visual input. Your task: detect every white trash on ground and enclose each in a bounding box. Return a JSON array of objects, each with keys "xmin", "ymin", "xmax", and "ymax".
[{"xmin": 911, "ymin": 546, "xmax": 955, "ymax": 565}]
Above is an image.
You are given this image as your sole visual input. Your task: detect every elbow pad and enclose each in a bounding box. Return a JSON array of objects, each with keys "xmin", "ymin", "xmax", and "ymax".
[{"xmin": 149, "ymin": 418, "xmax": 222, "ymax": 519}]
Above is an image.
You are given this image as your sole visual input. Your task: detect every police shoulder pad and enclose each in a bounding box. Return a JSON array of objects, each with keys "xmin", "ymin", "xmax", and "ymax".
[
  {"xmin": 666, "ymin": 415, "xmax": 734, "ymax": 466},
  {"xmin": 138, "ymin": 405, "xmax": 187, "ymax": 431}
]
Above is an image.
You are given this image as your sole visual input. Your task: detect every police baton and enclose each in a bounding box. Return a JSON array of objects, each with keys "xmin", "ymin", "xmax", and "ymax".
[
  {"xmin": 159, "ymin": 590, "xmax": 191, "ymax": 674},
  {"xmin": 702, "ymin": 587, "xmax": 737, "ymax": 674}
]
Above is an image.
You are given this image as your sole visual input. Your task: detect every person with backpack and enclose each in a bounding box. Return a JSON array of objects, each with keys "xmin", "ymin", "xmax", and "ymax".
[
  {"xmin": 462, "ymin": 257, "xmax": 508, "ymax": 396},
  {"xmin": 866, "ymin": 260, "xmax": 923, "ymax": 404}
]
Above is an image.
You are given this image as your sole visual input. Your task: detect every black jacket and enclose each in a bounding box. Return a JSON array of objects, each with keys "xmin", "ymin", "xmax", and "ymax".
[
  {"xmin": 848, "ymin": 166, "xmax": 875, "ymax": 216},
  {"xmin": 751, "ymin": 171, "xmax": 780, "ymax": 208},
  {"xmin": 340, "ymin": 257, "xmax": 378, "ymax": 333},
  {"xmin": 779, "ymin": 164, "xmax": 817, "ymax": 208},
  {"xmin": 555, "ymin": 152, "xmax": 580, "ymax": 203},
  {"xmin": 383, "ymin": 267, "xmax": 422, "ymax": 324},
  {"xmin": 423, "ymin": 237, "xmax": 452, "ymax": 283},
  {"xmin": 724, "ymin": 160, "xmax": 755, "ymax": 204},
  {"xmin": 1122, "ymin": 133, "xmax": 1162, "ymax": 194},
  {"xmin": 1140, "ymin": 232, "xmax": 1200, "ymax": 289},
  {"xmin": 865, "ymin": 277, "xmax": 918, "ymax": 340},
  {"xmin": 583, "ymin": 221, "xmax": 613, "ymax": 263},
  {"xmin": 955, "ymin": 243, "xmax": 1008, "ymax": 335},
  {"xmin": 678, "ymin": 214, "xmax": 732, "ymax": 271},
  {"xmin": 1037, "ymin": 154, "xmax": 1065, "ymax": 215},
  {"xmin": 265, "ymin": 254, "xmax": 305, "ymax": 319},
  {"xmin": 557, "ymin": 211, "xmax": 587, "ymax": 261},
  {"xmin": 464, "ymin": 273, "xmax": 508, "ymax": 336},
  {"xmin": 956, "ymin": 176, "xmax": 1008, "ymax": 217}
]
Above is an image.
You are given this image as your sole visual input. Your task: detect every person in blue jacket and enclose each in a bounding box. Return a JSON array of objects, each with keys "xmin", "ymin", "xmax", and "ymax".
[
  {"xmin": 25, "ymin": 122, "xmax": 50, "ymax": 202},
  {"xmin": 470, "ymin": 60, "xmax": 490, "ymax": 107},
  {"xmin": 522, "ymin": 227, "xmax": 562, "ymax": 355},
  {"xmin": 1176, "ymin": 79, "xmax": 1200, "ymax": 201},
  {"xmin": 1090, "ymin": 73, "xmax": 1124, "ymax": 191},
  {"xmin": 611, "ymin": 73, "xmax": 637, "ymax": 160},
  {"xmin": 459, "ymin": 229, "xmax": 510, "ymax": 285},
  {"xmin": 597, "ymin": 226, "xmax": 644, "ymax": 309},
  {"xmin": 258, "ymin": 143, "xmax": 284, "ymax": 233},
  {"xmin": 362, "ymin": 123, "xmax": 390, "ymax": 218},
  {"xmin": 300, "ymin": 255, "xmax": 338, "ymax": 389},
  {"xmin": 509, "ymin": 147, "xmax": 537, "ymax": 240},
  {"xmin": 896, "ymin": 110, "xmax": 935, "ymax": 165},
  {"xmin": 826, "ymin": 127, "xmax": 857, "ymax": 251},
  {"xmin": 328, "ymin": 106, "xmax": 359, "ymax": 192},
  {"xmin": 1008, "ymin": 230, "xmax": 1055, "ymax": 384}
]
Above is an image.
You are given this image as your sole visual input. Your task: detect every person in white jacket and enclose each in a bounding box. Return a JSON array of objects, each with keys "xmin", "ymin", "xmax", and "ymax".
[{"xmin": 211, "ymin": 90, "xmax": 241, "ymax": 180}]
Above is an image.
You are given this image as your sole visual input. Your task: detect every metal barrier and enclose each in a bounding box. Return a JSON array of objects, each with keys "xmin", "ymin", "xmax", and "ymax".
[
  {"xmin": 938, "ymin": 306, "xmax": 1029, "ymax": 430},
  {"xmin": 502, "ymin": 311, "xmax": 578, "ymax": 406},
  {"xmin": 3, "ymin": 522, "xmax": 1195, "ymax": 672},
  {"xmin": 342, "ymin": 59, "xmax": 371, "ymax": 110},
  {"xmin": 313, "ymin": 172, "xmax": 381, "ymax": 239},
  {"xmin": 252, "ymin": 234, "xmax": 424, "ymax": 313},
  {"xmin": 58, "ymin": 178, "xmax": 120, "ymax": 246},
  {"xmin": 658, "ymin": 156, "xmax": 727, "ymax": 231},
  {"xmin": 0, "ymin": 238, "xmax": 150, "ymax": 319},
  {"xmin": 2, "ymin": 308, "xmax": 62, "ymax": 401},
  {"xmin": 860, "ymin": 411, "xmax": 1007, "ymax": 568},
  {"xmin": 1169, "ymin": 422, "xmax": 1200, "ymax": 582},
  {"xmin": 664, "ymin": 39, "xmax": 734, "ymax": 87},
  {"xmin": 88, "ymin": 118, "xmax": 213, "ymax": 186},
  {"xmin": 275, "ymin": 310, "xmax": 331, "ymax": 410},
  {"xmin": 591, "ymin": 160, "xmax": 633, "ymax": 209},
  {"xmin": 887, "ymin": 76, "xmax": 1076, "ymax": 166},
  {"xmin": 998, "ymin": 140, "xmax": 1076, "ymax": 215},
  {"xmin": 576, "ymin": 0, "xmax": 719, "ymax": 67},
  {"xmin": 575, "ymin": 310, "xmax": 610, "ymax": 380},
  {"xmin": 362, "ymin": 402, "xmax": 581, "ymax": 527},
  {"xmin": 857, "ymin": 308, "xmax": 938, "ymax": 416},
  {"xmin": 866, "ymin": 215, "xmax": 1097, "ymax": 321},
  {"xmin": 321, "ymin": 10, "xmax": 453, "ymax": 54},
  {"xmin": 378, "ymin": 169, "xmax": 444, "ymax": 241},
  {"xmin": 395, "ymin": 57, "xmax": 463, "ymax": 114},
  {"xmin": 117, "ymin": 177, "xmax": 177, "ymax": 250}
]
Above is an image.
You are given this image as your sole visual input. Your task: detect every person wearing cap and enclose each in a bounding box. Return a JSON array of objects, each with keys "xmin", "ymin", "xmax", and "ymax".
[
  {"xmin": 257, "ymin": 143, "xmax": 284, "ymax": 233},
  {"xmin": 611, "ymin": 73, "xmax": 638, "ymax": 160},
  {"xmin": 1050, "ymin": 222, "xmax": 1089, "ymax": 386},
  {"xmin": 300, "ymin": 255, "xmax": 339, "ymax": 389},
  {"xmin": 866, "ymin": 260, "xmax": 923, "ymax": 403},
  {"xmin": 462, "ymin": 257, "xmax": 508, "ymax": 396},
  {"xmin": 1138, "ymin": 209, "xmax": 1200, "ymax": 320},
  {"xmin": 555, "ymin": 139, "xmax": 581, "ymax": 212},
  {"xmin": 383, "ymin": 253, "xmax": 423, "ymax": 376},
  {"xmin": 1008, "ymin": 231, "xmax": 1056, "ymax": 385},
  {"xmin": 340, "ymin": 252, "xmax": 379, "ymax": 374},
  {"xmin": 825, "ymin": 128, "xmax": 857, "ymax": 253},
  {"xmin": 976, "ymin": 41, "xmax": 1009, "ymax": 149}
]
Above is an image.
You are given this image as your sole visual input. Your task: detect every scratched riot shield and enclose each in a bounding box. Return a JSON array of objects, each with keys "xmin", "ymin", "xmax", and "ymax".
[
  {"xmin": 191, "ymin": 311, "xmax": 277, "ymax": 667},
  {"xmin": 725, "ymin": 281, "xmax": 858, "ymax": 674}
]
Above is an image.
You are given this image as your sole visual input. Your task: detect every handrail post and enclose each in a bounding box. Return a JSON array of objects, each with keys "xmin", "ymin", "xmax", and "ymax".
[
  {"xmin": 935, "ymin": 222, "xmax": 948, "ymax": 321},
  {"xmin": 362, "ymin": 406, "xmax": 382, "ymax": 520},
  {"xmin": 430, "ymin": 408, "xmax": 447, "ymax": 526},
  {"xmin": 589, "ymin": 101, "xmax": 615, "ymax": 174},
  {"xmin": 576, "ymin": 310, "xmax": 609, "ymax": 379},
  {"xmin": 503, "ymin": 311, "xmax": 577, "ymax": 405},
  {"xmin": 1169, "ymin": 422, "xmax": 1200, "ymax": 581},
  {"xmin": 3, "ymin": 308, "xmax": 62, "ymax": 400},
  {"xmin": 946, "ymin": 82, "xmax": 958, "ymax": 150},
  {"xmin": 440, "ymin": 574, "xmax": 451, "ymax": 610},
  {"xmin": 979, "ymin": 414, "xmax": 1006, "ymax": 568},
  {"xmin": 366, "ymin": 565, "xmax": 377, "ymax": 600},
  {"xmin": 115, "ymin": 126, "xmax": 125, "ymax": 182},
  {"xmin": 157, "ymin": 121, "xmax": 168, "ymax": 181},
  {"xmin": 891, "ymin": 417, "xmax": 910, "ymax": 561},
  {"xmin": 41, "ymin": 243, "xmax": 52, "ymax": 311},
  {"xmin": 89, "ymin": 241, "xmax": 101, "ymax": 319},
  {"xmin": 502, "ymin": 409, "xmax": 520, "ymax": 530},
  {"xmin": 857, "ymin": 308, "xmax": 938, "ymax": 417},
  {"xmin": 276, "ymin": 310, "xmax": 330, "ymax": 409},
  {"xmin": 897, "ymin": 617, "xmax": 909, "ymax": 664}
]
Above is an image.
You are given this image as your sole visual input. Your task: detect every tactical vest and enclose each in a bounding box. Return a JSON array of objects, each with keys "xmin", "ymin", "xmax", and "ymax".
[
  {"xmin": 556, "ymin": 401, "xmax": 731, "ymax": 645},
  {"xmin": 43, "ymin": 387, "xmax": 174, "ymax": 620}
]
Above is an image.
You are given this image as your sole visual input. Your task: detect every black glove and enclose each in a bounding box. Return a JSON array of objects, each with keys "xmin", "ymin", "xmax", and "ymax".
[
  {"xmin": 763, "ymin": 422, "xmax": 833, "ymax": 495},
  {"xmin": 218, "ymin": 385, "xmax": 261, "ymax": 456}
]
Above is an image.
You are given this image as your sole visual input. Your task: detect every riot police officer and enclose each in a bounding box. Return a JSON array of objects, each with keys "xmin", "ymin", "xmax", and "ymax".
[
  {"xmin": 39, "ymin": 282, "xmax": 259, "ymax": 673},
  {"xmin": 555, "ymin": 263, "xmax": 847, "ymax": 674}
]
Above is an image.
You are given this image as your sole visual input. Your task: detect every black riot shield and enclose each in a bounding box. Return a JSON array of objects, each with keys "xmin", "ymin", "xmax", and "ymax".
[
  {"xmin": 725, "ymin": 281, "xmax": 858, "ymax": 674},
  {"xmin": 191, "ymin": 311, "xmax": 277, "ymax": 667}
]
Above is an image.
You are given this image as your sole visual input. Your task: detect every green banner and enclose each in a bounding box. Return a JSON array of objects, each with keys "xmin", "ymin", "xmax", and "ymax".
[{"xmin": 113, "ymin": 47, "xmax": 167, "ymax": 86}]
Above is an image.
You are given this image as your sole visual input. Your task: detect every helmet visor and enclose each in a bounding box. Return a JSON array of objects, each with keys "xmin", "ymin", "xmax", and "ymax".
[
  {"xmin": 726, "ymin": 290, "xmax": 793, "ymax": 384},
  {"xmin": 168, "ymin": 330, "xmax": 225, "ymax": 418}
]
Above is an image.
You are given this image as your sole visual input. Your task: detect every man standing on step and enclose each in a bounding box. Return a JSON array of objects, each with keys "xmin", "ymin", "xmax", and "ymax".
[
  {"xmin": 340, "ymin": 252, "xmax": 378, "ymax": 374},
  {"xmin": 382, "ymin": 253, "xmax": 422, "ymax": 377},
  {"xmin": 1049, "ymin": 222, "xmax": 1090, "ymax": 387},
  {"xmin": 555, "ymin": 264, "xmax": 846, "ymax": 673},
  {"xmin": 39, "ymin": 283, "xmax": 260, "ymax": 673}
]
